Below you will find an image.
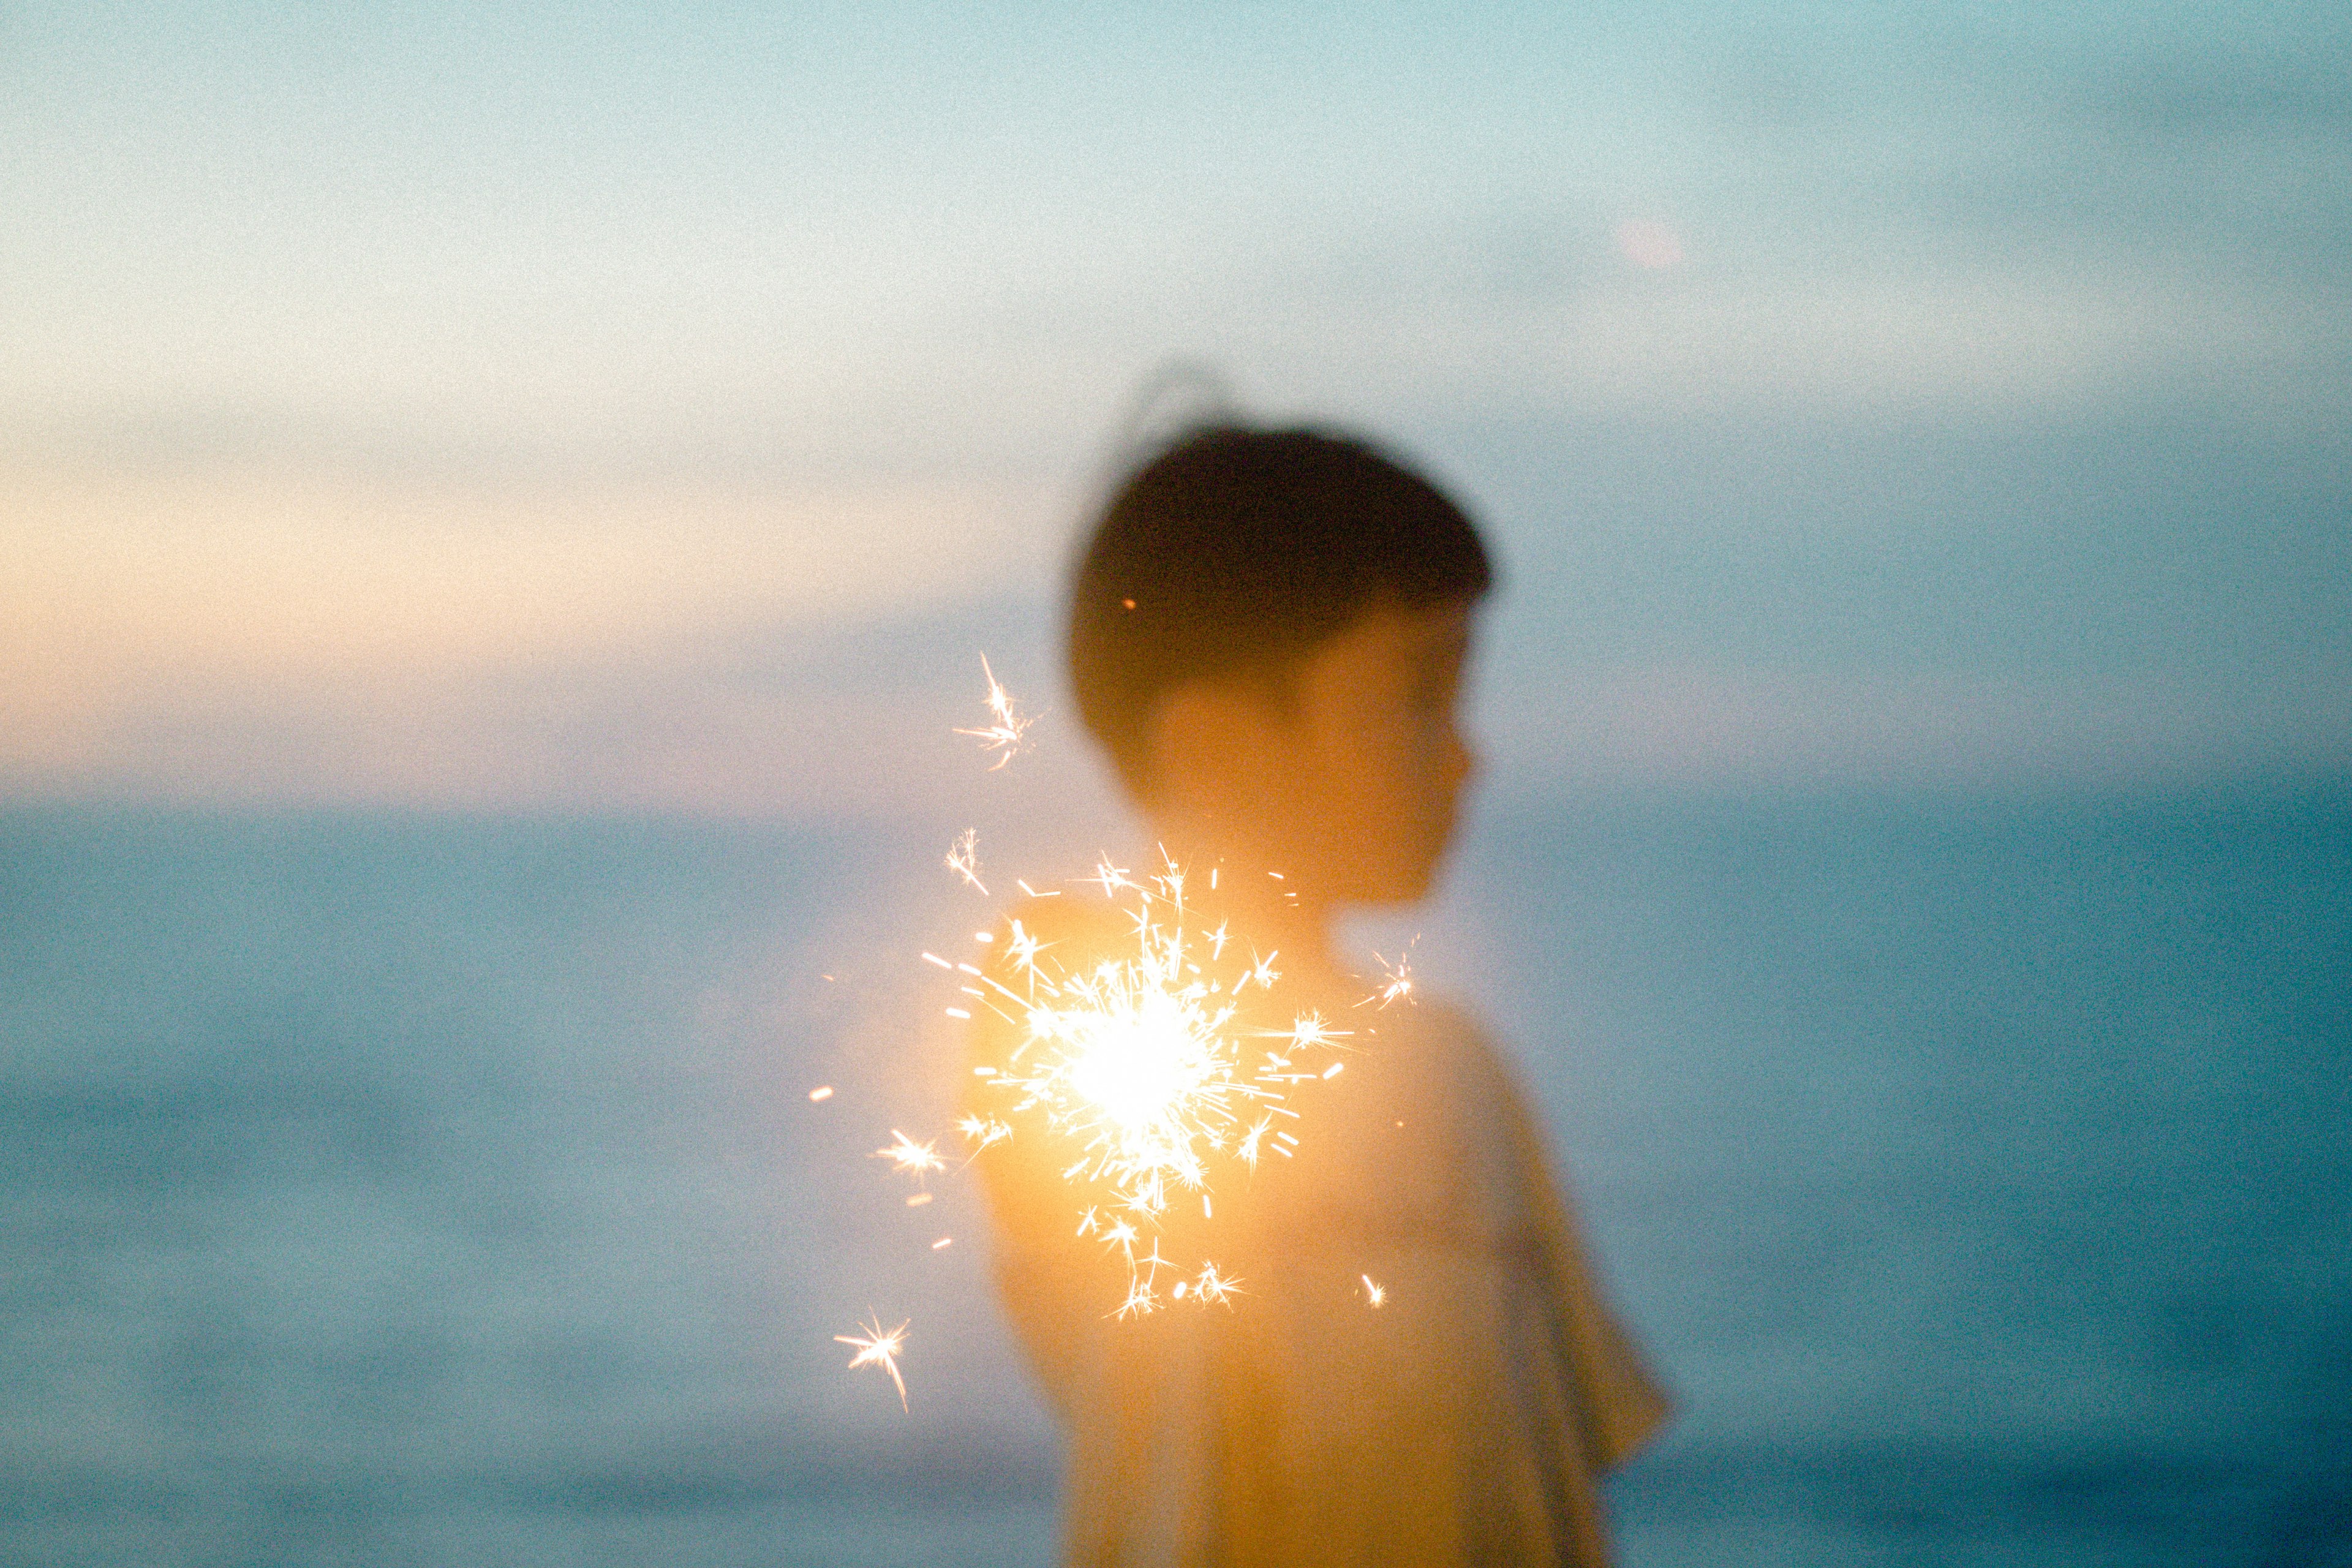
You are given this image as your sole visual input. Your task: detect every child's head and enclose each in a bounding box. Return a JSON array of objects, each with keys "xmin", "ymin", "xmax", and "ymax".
[{"xmin": 1068, "ymin": 425, "xmax": 1494, "ymax": 907}]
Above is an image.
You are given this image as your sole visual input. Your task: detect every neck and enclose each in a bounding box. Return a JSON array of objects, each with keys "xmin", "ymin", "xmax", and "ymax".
[{"xmin": 1140, "ymin": 812, "xmax": 1341, "ymax": 981}]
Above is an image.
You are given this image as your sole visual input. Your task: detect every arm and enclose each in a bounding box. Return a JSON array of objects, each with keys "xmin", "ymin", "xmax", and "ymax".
[{"xmin": 1494, "ymin": 1052, "xmax": 1673, "ymax": 1471}]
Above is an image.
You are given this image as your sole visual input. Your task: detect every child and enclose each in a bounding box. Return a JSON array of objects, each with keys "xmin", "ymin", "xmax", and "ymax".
[{"xmin": 970, "ymin": 426, "xmax": 1668, "ymax": 1565}]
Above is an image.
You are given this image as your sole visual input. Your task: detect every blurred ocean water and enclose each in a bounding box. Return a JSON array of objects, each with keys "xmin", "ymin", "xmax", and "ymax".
[{"xmin": 1, "ymin": 786, "xmax": 2346, "ymax": 1567}]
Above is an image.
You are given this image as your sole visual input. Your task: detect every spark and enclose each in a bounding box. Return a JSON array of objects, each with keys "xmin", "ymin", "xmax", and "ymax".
[
  {"xmin": 905, "ymin": 1193, "xmax": 933, "ymax": 1207},
  {"xmin": 1284, "ymin": 1012, "xmax": 1348, "ymax": 1051},
  {"xmin": 875, "ymin": 1130, "xmax": 944, "ymax": 1178},
  {"xmin": 1238, "ymin": 1115, "xmax": 1272, "ymax": 1168},
  {"xmin": 834, "ymin": 1314, "xmax": 911, "ymax": 1409},
  {"xmin": 945, "ymin": 829, "xmax": 988, "ymax": 895},
  {"xmin": 955, "ymin": 655, "xmax": 1035, "ymax": 770},
  {"xmin": 1363, "ymin": 943, "xmax": 1418, "ymax": 1008},
  {"xmin": 807, "ymin": 1085, "xmax": 834, "ymax": 1102},
  {"xmin": 956, "ymin": 1114, "xmax": 1011, "ymax": 1151},
  {"xmin": 932, "ymin": 1237, "xmax": 953, "ymax": 1250},
  {"xmin": 1361, "ymin": 1275, "xmax": 1386, "ymax": 1308},
  {"xmin": 966, "ymin": 858, "xmax": 1350, "ymax": 1313},
  {"xmin": 1003, "ymin": 919, "xmax": 1043, "ymax": 974}
]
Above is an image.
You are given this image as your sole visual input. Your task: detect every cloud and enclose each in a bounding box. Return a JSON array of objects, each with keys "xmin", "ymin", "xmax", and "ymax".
[
  {"xmin": 1480, "ymin": 665, "xmax": 2352, "ymax": 794},
  {"xmin": 0, "ymin": 453, "xmax": 1071, "ymax": 810}
]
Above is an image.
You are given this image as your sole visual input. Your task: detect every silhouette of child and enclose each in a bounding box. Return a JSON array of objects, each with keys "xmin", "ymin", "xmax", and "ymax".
[{"xmin": 970, "ymin": 426, "xmax": 1668, "ymax": 1565}]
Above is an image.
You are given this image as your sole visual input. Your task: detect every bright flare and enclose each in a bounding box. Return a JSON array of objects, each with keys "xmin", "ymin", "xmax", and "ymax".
[
  {"xmin": 1365, "ymin": 943, "xmax": 1417, "ymax": 1008},
  {"xmin": 945, "ymin": 829, "xmax": 987, "ymax": 895},
  {"xmin": 955, "ymin": 654, "xmax": 1035, "ymax": 770},
  {"xmin": 964, "ymin": 858, "xmax": 1349, "ymax": 1313},
  {"xmin": 834, "ymin": 1314, "xmax": 911, "ymax": 1410},
  {"xmin": 876, "ymin": 1130, "xmax": 944, "ymax": 1178}
]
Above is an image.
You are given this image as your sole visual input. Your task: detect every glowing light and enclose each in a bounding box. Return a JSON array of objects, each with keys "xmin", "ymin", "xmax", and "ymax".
[
  {"xmin": 968, "ymin": 856, "xmax": 1349, "ymax": 1312},
  {"xmin": 945, "ymin": 829, "xmax": 987, "ymax": 895},
  {"xmin": 955, "ymin": 654, "xmax": 1035, "ymax": 769},
  {"xmin": 1362, "ymin": 1275, "xmax": 1386, "ymax": 1308},
  {"xmin": 955, "ymin": 1114, "xmax": 1010, "ymax": 1151},
  {"xmin": 807, "ymin": 1085, "xmax": 834, "ymax": 1102},
  {"xmin": 834, "ymin": 1314, "xmax": 911, "ymax": 1409},
  {"xmin": 1364, "ymin": 943, "xmax": 1417, "ymax": 1008},
  {"xmin": 875, "ymin": 1130, "xmax": 944, "ymax": 1178},
  {"xmin": 1193, "ymin": 1262, "xmax": 1240, "ymax": 1306}
]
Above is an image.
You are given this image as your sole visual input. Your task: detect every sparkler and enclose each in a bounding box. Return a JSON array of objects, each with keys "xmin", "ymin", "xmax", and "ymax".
[
  {"xmin": 832, "ymin": 657, "xmax": 1398, "ymax": 1408},
  {"xmin": 957, "ymin": 857, "xmax": 1351, "ymax": 1313},
  {"xmin": 954, "ymin": 655, "xmax": 1035, "ymax": 769},
  {"xmin": 834, "ymin": 1314, "xmax": 911, "ymax": 1410}
]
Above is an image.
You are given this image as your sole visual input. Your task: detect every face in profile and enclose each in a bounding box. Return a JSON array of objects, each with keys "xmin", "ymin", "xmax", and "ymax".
[
  {"xmin": 1145, "ymin": 598, "xmax": 1479, "ymax": 908},
  {"xmin": 1286, "ymin": 598, "xmax": 1479, "ymax": 903}
]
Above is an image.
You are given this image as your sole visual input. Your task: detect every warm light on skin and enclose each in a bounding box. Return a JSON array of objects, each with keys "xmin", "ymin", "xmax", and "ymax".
[{"xmin": 1141, "ymin": 598, "xmax": 1479, "ymax": 944}]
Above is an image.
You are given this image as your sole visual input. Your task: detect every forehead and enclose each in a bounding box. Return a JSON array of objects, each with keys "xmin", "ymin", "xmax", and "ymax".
[
  {"xmin": 1365, "ymin": 598, "xmax": 1475, "ymax": 651},
  {"xmin": 1313, "ymin": 598, "xmax": 1477, "ymax": 677}
]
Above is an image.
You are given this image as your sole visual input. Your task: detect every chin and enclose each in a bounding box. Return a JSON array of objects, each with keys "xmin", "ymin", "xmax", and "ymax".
[{"xmin": 1350, "ymin": 857, "xmax": 1439, "ymax": 907}]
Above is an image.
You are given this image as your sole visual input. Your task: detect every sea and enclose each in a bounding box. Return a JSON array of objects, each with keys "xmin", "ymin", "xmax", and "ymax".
[{"xmin": 2, "ymin": 783, "xmax": 2347, "ymax": 1567}]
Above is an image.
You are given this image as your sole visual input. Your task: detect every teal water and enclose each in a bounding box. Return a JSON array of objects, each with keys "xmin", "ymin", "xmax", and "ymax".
[{"xmin": 1, "ymin": 786, "xmax": 2346, "ymax": 1566}]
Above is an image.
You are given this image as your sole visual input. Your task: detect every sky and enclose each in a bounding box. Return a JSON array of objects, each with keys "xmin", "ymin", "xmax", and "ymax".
[{"xmin": 5, "ymin": 1, "xmax": 2348, "ymax": 819}]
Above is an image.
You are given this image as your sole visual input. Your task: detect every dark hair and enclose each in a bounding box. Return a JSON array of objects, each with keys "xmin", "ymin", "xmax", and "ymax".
[{"xmin": 1067, "ymin": 424, "xmax": 1493, "ymax": 791}]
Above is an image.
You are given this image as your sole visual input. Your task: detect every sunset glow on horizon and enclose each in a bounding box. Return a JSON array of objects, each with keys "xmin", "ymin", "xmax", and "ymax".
[{"xmin": 6, "ymin": 2, "xmax": 2345, "ymax": 812}]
